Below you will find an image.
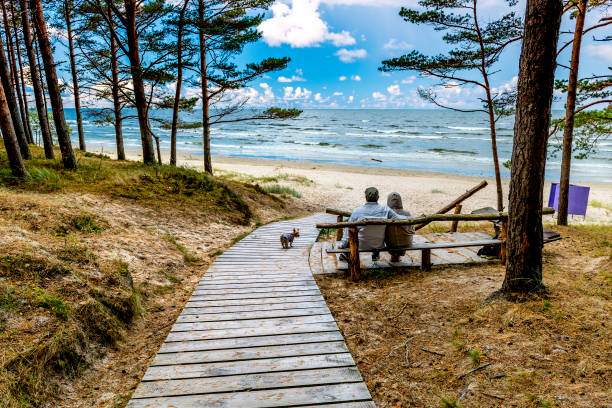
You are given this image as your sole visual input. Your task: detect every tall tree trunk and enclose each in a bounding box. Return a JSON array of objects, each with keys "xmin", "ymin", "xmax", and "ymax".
[
  {"xmin": 557, "ymin": 0, "xmax": 587, "ymax": 226},
  {"xmin": 0, "ymin": 27, "xmax": 30, "ymax": 158},
  {"xmin": 108, "ymin": 5, "xmax": 124, "ymax": 160},
  {"xmin": 34, "ymin": 36, "xmax": 51, "ymax": 143},
  {"xmin": 122, "ymin": 0, "xmax": 155, "ymax": 164},
  {"xmin": 170, "ymin": 0, "xmax": 189, "ymax": 166},
  {"xmin": 198, "ymin": 0, "xmax": 212, "ymax": 174},
  {"xmin": 11, "ymin": 0, "xmax": 34, "ymax": 145},
  {"xmin": 19, "ymin": 0, "xmax": 53, "ymax": 158},
  {"xmin": 64, "ymin": 0, "xmax": 85, "ymax": 151},
  {"xmin": 30, "ymin": 0, "xmax": 77, "ymax": 170},
  {"xmin": 473, "ymin": 0, "xmax": 504, "ymax": 211},
  {"xmin": 0, "ymin": 80, "xmax": 27, "ymax": 177},
  {"xmin": 502, "ymin": 0, "xmax": 562, "ymax": 295},
  {"xmin": 2, "ymin": 0, "xmax": 32, "ymax": 145}
]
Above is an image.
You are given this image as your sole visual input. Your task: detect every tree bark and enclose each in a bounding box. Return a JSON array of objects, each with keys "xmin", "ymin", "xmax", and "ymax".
[
  {"xmin": 198, "ymin": 0, "xmax": 212, "ymax": 174},
  {"xmin": 30, "ymin": 0, "xmax": 77, "ymax": 169},
  {"xmin": 0, "ymin": 26, "xmax": 30, "ymax": 159},
  {"xmin": 108, "ymin": 5, "xmax": 124, "ymax": 160},
  {"xmin": 33, "ymin": 35, "xmax": 51, "ymax": 143},
  {"xmin": 503, "ymin": 0, "xmax": 562, "ymax": 295},
  {"xmin": 557, "ymin": 0, "xmax": 587, "ymax": 226},
  {"xmin": 19, "ymin": 0, "xmax": 53, "ymax": 158},
  {"xmin": 10, "ymin": 0, "xmax": 34, "ymax": 145},
  {"xmin": 170, "ymin": 0, "xmax": 189, "ymax": 166},
  {"xmin": 123, "ymin": 0, "xmax": 156, "ymax": 164},
  {"xmin": 2, "ymin": 0, "xmax": 32, "ymax": 145},
  {"xmin": 64, "ymin": 0, "xmax": 86, "ymax": 151},
  {"xmin": 0, "ymin": 79, "xmax": 27, "ymax": 177}
]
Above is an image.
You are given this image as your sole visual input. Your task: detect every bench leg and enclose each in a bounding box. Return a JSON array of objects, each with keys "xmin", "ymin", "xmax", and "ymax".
[
  {"xmin": 348, "ymin": 227, "xmax": 360, "ymax": 281},
  {"xmin": 336, "ymin": 216, "xmax": 344, "ymax": 241},
  {"xmin": 421, "ymin": 248, "xmax": 431, "ymax": 271}
]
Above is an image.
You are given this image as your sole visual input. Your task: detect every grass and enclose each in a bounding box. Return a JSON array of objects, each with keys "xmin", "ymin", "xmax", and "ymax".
[
  {"xmin": 589, "ymin": 200, "xmax": 612, "ymax": 211},
  {"xmin": 163, "ymin": 234, "xmax": 200, "ymax": 265},
  {"xmin": 261, "ymin": 184, "xmax": 302, "ymax": 198},
  {"xmin": 35, "ymin": 290, "xmax": 69, "ymax": 321},
  {"xmin": 0, "ymin": 146, "xmax": 253, "ymax": 224},
  {"xmin": 431, "ymin": 189, "xmax": 445, "ymax": 194},
  {"xmin": 231, "ymin": 231, "xmax": 251, "ymax": 245}
]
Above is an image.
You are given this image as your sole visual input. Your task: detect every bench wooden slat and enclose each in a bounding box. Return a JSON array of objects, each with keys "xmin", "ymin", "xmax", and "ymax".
[{"xmin": 326, "ymin": 239, "xmax": 501, "ymax": 254}]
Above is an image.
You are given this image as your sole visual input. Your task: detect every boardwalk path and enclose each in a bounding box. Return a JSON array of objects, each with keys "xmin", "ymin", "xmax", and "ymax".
[{"xmin": 128, "ymin": 213, "xmax": 375, "ymax": 407}]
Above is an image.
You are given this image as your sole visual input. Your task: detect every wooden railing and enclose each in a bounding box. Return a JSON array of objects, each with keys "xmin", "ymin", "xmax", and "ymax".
[{"xmin": 317, "ymin": 207, "xmax": 555, "ymax": 281}]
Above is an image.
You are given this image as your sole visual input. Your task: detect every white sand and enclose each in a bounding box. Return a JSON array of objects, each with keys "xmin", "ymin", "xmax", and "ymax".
[{"xmin": 118, "ymin": 148, "xmax": 612, "ymax": 224}]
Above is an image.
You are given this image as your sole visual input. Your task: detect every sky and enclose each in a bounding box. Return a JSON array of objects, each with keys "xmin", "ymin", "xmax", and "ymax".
[
  {"xmin": 55, "ymin": 0, "xmax": 612, "ymax": 110},
  {"xmin": 225, "ymin": 0, "xmax": 612, "ymax": 109}
]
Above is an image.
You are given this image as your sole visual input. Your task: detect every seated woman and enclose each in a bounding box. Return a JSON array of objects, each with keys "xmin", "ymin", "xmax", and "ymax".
[{"xmin": 385, "ymin": 192, "xmax": 414, "ymax": 262}]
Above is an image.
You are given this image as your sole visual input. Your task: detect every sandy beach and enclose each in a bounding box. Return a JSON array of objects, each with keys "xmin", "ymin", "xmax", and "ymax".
[{"xmin": 121, "ymin": 148, "xmax": 612, "ymax": 224}]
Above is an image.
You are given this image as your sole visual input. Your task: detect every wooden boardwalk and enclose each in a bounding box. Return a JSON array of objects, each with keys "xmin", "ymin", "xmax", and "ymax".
[{"xmin": 128, "ymin": 213, "xmax": 375, "ymax": 407}]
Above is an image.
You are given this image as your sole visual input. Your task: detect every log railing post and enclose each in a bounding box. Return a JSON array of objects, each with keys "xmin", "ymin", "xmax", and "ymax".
[
  {"xmin": 348, "ymin": 227, "xmax": 360, "ymax": 281},
  {"xmin": 336, "ymin": 215, "xmax": 344, "ymax": 241},
  {"xmin": 450, "ymin": 204, "xmax": 462, "ymax": 232},
  {"xmin": 500, "ymin": 220, "xmax": 508, "ymax": 264}
]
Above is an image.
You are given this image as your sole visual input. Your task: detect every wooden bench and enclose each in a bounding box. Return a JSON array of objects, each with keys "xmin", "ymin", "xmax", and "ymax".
[
  {"xmin": 316, "ymin": 207, "xmax": 556, "ymax": 281},
  {"xmin": 326, "ymin": 239, "xmax": 502, "ymax": 271}
]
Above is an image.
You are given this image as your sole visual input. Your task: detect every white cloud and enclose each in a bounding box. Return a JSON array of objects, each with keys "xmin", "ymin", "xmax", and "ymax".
[
  {"xmin": 258, "ymin": 0, "xmax": 355, "ymax": 47},
  {"xmin": 348, "ymin": 95, "xmax": 354, "ymax": 103},
  {"xmin": 335, "ymin": 48, "xmax": 367, "ymax": 63},
  {"xmin": 401, "ymin": 75, "xmax": 416, "ymax": 84},
  {"xmin": 333, "ymin": 92, "xmax": 343, "ymax": 96},
  {"xmin": 278, "ymin": 75, "xmax": 306, "ymax": 82},
  {"xmin": 327, "ymin": 30, "xmax": 357, "ymax": 46},
  {"xmin": 351, "ymin": 75, "xmax": 361, "ymax": 81},
  {"xmin": 339, "ymin": 75, "xmax": 347, "ymax": 81},
  {"xmin": 372, "ymin": 91, "xmax": 386, "ymax": 101},
  {"xmin": 387, "ymin": 84, "xmax": 401, "ymax": 96},
  {"xmin": 585, "ymin": 44, "xmax": 612, "ymax": 61},
  {"xmin": 283, "ymin": 86, "xmax": 312, "ymax": 100},
  {"xmin": 314, "ymin": 92, "xmax": 330, "ymax": 102},
  {"xmin": 383, "ymin": 38, "xmax": 412, "ymax": 51},
  {"xmin": 295, "ymin": 68, "xmax": 303, "ymax": 75},
  {"xmin": 320, "ymin": 0, "xmax": 406, "ymax": 5}
]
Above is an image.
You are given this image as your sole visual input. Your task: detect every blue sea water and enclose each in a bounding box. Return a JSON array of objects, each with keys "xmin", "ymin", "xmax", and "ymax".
[{"xmin": 62, "ymin": 108, "xmax": 611, "ymax": 182}]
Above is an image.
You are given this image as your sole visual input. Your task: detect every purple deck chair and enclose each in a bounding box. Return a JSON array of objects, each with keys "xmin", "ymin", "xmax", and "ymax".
[{"xmin": 548, "ymin": 183, "xmax": 590, "ymax": 218}]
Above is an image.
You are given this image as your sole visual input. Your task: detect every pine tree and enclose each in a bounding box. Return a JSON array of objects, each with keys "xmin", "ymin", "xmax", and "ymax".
[
  {"xmin": 380, "ymin": 0, "xmax": 523, "ymax": 211},
  {"xmin": 0, "ymin": 75, "xmax": 27, "ymax": 177},
  {"xmin": 30, "ymin": 0, "xmax": 78, "ymax": 170},
  {"xmin": 503, "ymin": 0, "xmax": 562, "ymax": 295}
]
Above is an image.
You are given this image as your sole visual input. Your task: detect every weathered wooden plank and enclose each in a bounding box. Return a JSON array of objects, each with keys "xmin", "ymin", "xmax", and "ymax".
[
  {"xmin": 165, "ymin": 322, "xmax": 340, "ymax": 342},
  {"xmin": 192, "ymin": 285, "xmax": 317, "ymax": 295},
  {"xmin": 152, "ymin": 341, "xmax": 349, "ymax": 366},
  {"xmin": 170, "ymin": 314, "xmax": 335, "ymax": 332},
  {"xmin": 132, "ymin": 367, "xmax": 364, "ymax": 399},
  {"xmin": 142, "ymin": 353, "xmax": 356, "ymax": 381},
  {"xmin": 189, "ymin": 290, "xmax": 321, "ymax": 301},
  {"xmin": 196, "ymin": 281, "xmax": 316, "ymax": 290},
  {"xmin": 198, "ymin": 277, "xmax": 315, "ymax": 284},
  {"xmin": 158, "ymin": 332, "xmax": 345, "ymax": 354},
  {"xmin": 185, "ymin": 295, "xmax": 325, "ymax": 308},
  {"xmin": 180, "ymin": 301, "xmax": 329, "ymax": 315},
  {"xmin": 128, "ymin": 383, "xmax": 371, "ymax": 408},
  {"xmin": 177, "ymin": 307, "xmax": 330, "ymax": 322}
]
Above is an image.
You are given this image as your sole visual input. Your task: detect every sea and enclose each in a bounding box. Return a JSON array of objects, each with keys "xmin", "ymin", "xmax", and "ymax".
[{"xmin": 62, "ymin": 108, "xmax": 611, "ymax": 182}]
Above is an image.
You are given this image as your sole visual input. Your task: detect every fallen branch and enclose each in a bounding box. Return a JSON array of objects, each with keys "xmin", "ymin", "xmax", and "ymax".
[
  {"xmin": 458, "ymin": 381, "xmax": 473, "ymax": 401},
  {"xmin": 419, "ymin": 347, "xmax": 445, "ymax": 357},
  {"xmin": 404, "ymin": 339, "xmax": 410, "ymax": 366},
  {"xmin": 390, "ymin": 301, "xmax": 410, "ymax": 320},
  {"xmin": 457, "ymin": 363, "xmax": 492, "ymax": 380},
  {"xmin": 481, "ymin": 391, "xmax": 505, "ymax": 400}
]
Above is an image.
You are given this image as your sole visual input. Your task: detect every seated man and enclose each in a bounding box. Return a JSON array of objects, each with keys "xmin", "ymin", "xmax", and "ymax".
[
  {"xmin": 385, "ymin": 192, "xmax": 414, "ymax": 263},
  {"xmin": 339, "ymin": 187, "xmax": 405, "ymax": 261}
]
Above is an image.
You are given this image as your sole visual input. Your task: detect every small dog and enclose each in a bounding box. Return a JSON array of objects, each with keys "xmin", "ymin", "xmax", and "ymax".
[{"xmin": 280, "ymin": 229, "xmax": 300, "ymax": 249}]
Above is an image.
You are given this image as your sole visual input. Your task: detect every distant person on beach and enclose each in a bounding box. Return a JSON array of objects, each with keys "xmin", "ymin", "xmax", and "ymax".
[
  {"xmin": 385, "ymin": 192, "xmax": 414, "ymax": 262},
  {"xmin": 339, "ymin": 187, "xmax": 405, "ymax": 261}
]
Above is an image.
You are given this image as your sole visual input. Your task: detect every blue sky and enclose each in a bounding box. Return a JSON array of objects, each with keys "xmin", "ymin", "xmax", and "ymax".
[
  {"xmin": 223, "ymin": 0, "xmax": 612, "ymax": 109},
  {"xmin": 55, "ymin": 0, "xmax": 611, "ymax": 110}
]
